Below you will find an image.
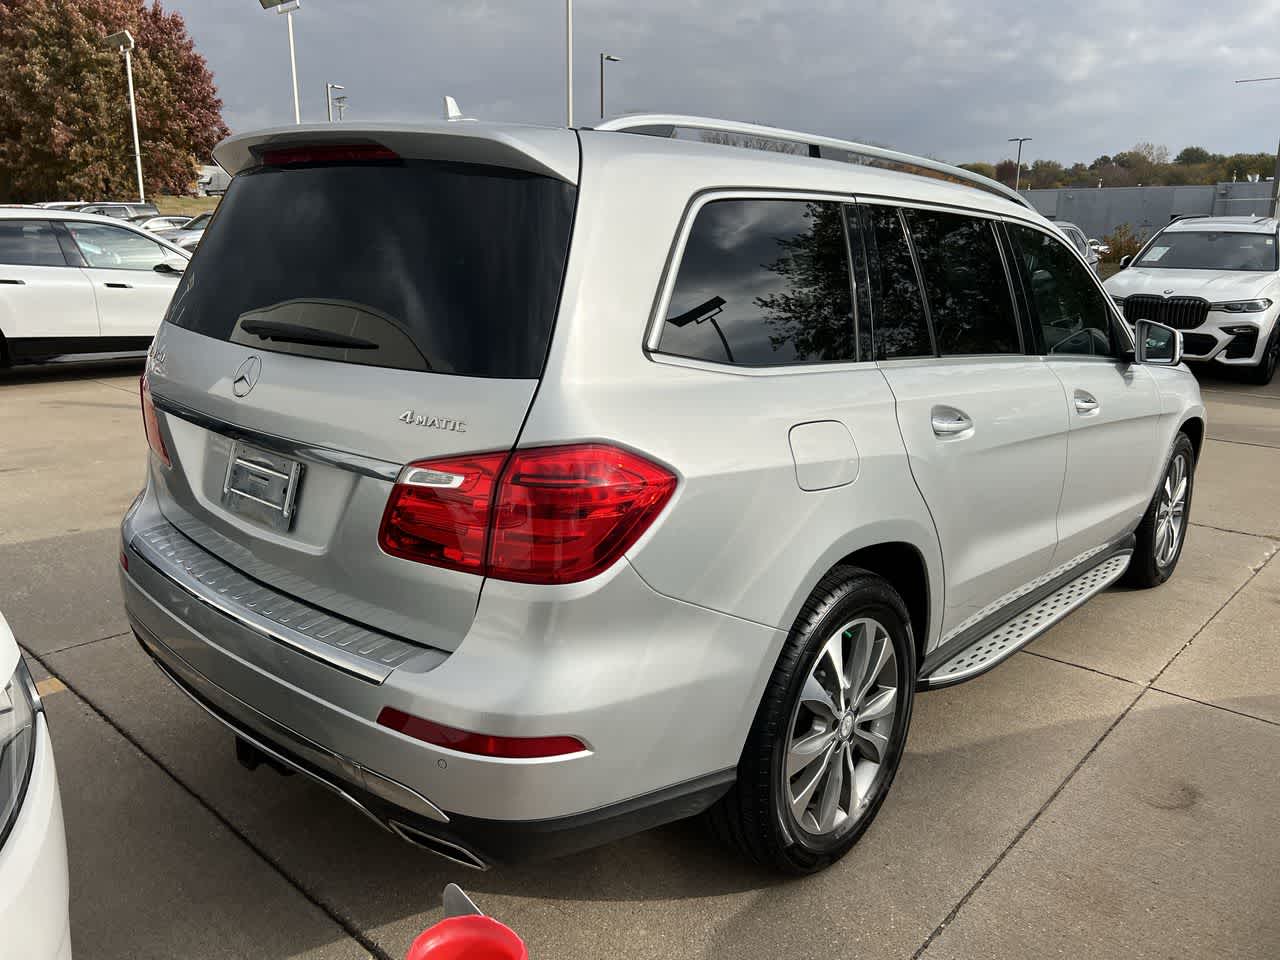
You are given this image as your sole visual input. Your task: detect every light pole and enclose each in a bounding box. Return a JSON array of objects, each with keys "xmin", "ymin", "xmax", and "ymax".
[
  {"xmin": 104, "ymin": 30, "xmax": 144, "ymax": 203},
  {"xmin": 325, "ymin": 83, "xmax": 345, "ymax": 122},
  {"xmin": 599, "ymin": 53, "xmax": 621, "ymax": 118},
  {"xmin": 565, "ymin": 0, "xmax": 573, "ymax": 127},
  {"xmin": 260, "ymin": 0, "xmax": 302, "ymax": 124},
  {"xmin": 1008, "ymin": 136, "xmax": 1032, "ymax": 192},
  {"xmin": 334, "ymin": 95, "xmax": 348, "ymax": 121}
]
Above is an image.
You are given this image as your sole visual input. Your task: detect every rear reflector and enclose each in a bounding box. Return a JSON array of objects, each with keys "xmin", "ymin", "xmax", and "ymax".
[
  {"xmin": 377, "ymin": 707, "xmax": 587, "ymax": 759},
  {"xmin": 139, "ymin": 374, "xmax": 171, "ymax": 467},
  {"xmin": 261, "ymin": 143, "xmax": 400, "ymax": 166},
  {"xmin": 378, "ymin": 443, "xmax": 677, "ymax": 584}
]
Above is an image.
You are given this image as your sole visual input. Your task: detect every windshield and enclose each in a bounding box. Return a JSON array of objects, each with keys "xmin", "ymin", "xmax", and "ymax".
[
  {"xmin": 164, "ymin": 158, "xmax": 576, "ymax": 378},
  {"xmin": 1136, "ymin": 230, "xmax": 1277, "ymax": 271}
]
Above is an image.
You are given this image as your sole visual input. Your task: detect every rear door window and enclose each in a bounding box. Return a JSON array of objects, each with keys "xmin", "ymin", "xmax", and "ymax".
[
  {"xmin": 862, "ymin": 204, "xmax": 932, "ymax": 360},
  {"xmin": 904, "ymin": 209, "xmax": 1021, "ymax": 356},
  {"xmin": 658, "ymin": 198, "xmax": 856, "ymax": 366},
  {"xmin": 164, "ymin": 159, "xmax": 577, "ymax": 379},
  {"xmin": 0, "ymin": 220, "xmax": 65, "ymax": 267},
  {"xmin": 65, "ymin": 221, "xmax": 171, "ymax": 271}
]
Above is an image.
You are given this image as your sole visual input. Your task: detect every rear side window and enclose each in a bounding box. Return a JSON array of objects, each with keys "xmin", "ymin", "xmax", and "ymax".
[
  {"xmin": 863, "ymin": 205, "xmax": 931, "ymax": 360},
  {"xmin": 0, "ymin": 220, "xmax": 64, "ymax": 267},
  {"xmin": 1009, "ymin": 223, "xmax": 1116, "ymax": 357},
  {"xmin": 659, "ymin": 199, "xmax": 855, "ymax": 366},
  {"xmin": 65, "ymin": 221, "xmax": 171, "ymax": 271},
  {"xmin": 904, "ymin": 209, "xmax": 1021, "ymax": 356},
  {"xmin": 165, "ymin": 159, "xmax": 576, "ymax": 379}
]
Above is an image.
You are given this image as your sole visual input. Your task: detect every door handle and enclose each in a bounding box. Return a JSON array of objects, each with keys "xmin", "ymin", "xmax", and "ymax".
[
  {"xmin": 1073, "ymin": 390, "xmax": 1100, "ymax": 415},
  {"xmin": 0, "ymin": 278, "xmax": 25, "ymax": 285},
  {"xmin": 931, "ymin": 405, "xmax": 973, "ymax": 437},
  {"xmin": 104, "ymin": 282, "xmax": 132, "ymax": 289}
]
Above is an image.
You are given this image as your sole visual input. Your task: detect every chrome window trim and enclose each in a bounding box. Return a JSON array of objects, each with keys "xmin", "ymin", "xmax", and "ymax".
[
  {"xmin": 152, "ymin": 392, "xmax": 400, "ymax": 483},
  {"xmin": 648, "ymin": 351, "xmax": 878, "ymax": 377},
  {"xmin": 645, "ymin": 188, "xmax": 860, "ymax": 364}
]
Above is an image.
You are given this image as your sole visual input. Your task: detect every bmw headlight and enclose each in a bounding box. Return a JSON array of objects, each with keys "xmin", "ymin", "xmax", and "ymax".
[
  {"xmin": 0, "ymin": 657, "xmax": 39, "ymax": 846},
  {"xmin": 1212, "ymin": 299, "xmax": 1273, "ymax": 313}
]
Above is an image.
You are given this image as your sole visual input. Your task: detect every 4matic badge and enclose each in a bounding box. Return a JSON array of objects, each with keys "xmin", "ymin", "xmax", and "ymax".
[{"xmin": 399, "ymin": 410, "xmax": 467, "ymax": 433}]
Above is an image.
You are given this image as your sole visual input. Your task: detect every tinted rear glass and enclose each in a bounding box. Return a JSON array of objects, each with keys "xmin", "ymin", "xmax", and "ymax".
[{"xmin": 164, "ymin": 159, "xmax": 576, "ymax": 378}]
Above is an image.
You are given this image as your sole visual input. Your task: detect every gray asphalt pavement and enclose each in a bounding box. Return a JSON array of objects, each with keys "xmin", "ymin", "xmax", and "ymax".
[{"xmin": 2, "ymin": 361, "xmax": 1277, "ymax": 959}]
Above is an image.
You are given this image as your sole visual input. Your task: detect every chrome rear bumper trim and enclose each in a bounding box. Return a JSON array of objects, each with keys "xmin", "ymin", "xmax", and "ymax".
[{"xmin": 129, "ymin": 521, "xmax": 429, "ymax": 683}]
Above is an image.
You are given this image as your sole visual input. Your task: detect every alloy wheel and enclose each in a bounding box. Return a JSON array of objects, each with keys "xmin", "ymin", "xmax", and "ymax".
[
  {"xmin": 784, "ymin": 617, "xmax": 900, "ymax": 837},
  {"xmin": 1154, "ymin": 453, "xmax": 1189, "ymax": 567}
]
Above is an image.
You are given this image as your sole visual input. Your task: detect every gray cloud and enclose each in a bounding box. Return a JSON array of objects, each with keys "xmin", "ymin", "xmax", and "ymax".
[{"xmin": 169, "ymin": 0, "xmax": 1280, "ymax": 165}]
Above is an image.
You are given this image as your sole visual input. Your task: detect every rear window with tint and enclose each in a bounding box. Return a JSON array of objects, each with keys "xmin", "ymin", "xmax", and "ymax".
[
  {"xmin": 164, "ymin": 159, "xmax": 576, "ymax": 379},
  {"xmin": 0, "ymin": 220, "xmax": 64, "ymax": 267},
  {"xmin": 659, "ymin": 199, "xmax": 855, "ymax": 366}
]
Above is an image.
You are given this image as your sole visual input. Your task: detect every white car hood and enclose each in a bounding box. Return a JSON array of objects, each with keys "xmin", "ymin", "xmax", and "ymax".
[
  {"xmin": 0, "ymin": 611, "xmax": 17, "ymax": 682},
  {"xmin": 1104, "ymin": 267, "xmax": 1274, "ymax": 302}
]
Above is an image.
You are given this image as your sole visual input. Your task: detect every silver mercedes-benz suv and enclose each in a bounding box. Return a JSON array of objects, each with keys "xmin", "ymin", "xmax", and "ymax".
[{"xmin": 119, "ymin": 115, "xmax": 1205, "ymax": 874}]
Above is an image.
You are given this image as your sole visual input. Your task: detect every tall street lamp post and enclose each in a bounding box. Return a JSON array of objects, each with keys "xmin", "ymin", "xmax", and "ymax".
[
  {"xmin": 103, "ymin": 30, "xmax": 144, "ymax": 203},
  {"xmin": 326, "ymin": 83, "xmax": 345, "ymax": 122},
  {"xmin": 599, "ymin": 53, "xmax": 621, "ymax": 118},
  {"xmin": 1008, "ymin": 136, "xmax": 1032, "ymax": 192},
  {"xmin": 260, "ymin": 0, "xmax": 302, "ymax": 124}
]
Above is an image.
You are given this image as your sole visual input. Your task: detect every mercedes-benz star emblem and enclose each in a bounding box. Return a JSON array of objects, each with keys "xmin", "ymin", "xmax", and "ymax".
[{"xmin": 232, "ymin": 356, "xmax": 262, "ymax": 398}]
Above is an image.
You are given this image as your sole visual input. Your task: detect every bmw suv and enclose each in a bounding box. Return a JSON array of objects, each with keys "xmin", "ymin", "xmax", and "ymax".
[
  {"xmin": 119, "ymin": 116, "xmax": 1205, "ymax": 874},
  {"xmin": 1106, "ymin": 215, "xmax": 1280, "ymax": 384}
]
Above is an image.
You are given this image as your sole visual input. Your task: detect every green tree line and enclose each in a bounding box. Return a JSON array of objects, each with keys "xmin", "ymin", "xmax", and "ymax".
[{"xmin": 959, "ymin": 144, "xmax": 1275, "ymax": 190}]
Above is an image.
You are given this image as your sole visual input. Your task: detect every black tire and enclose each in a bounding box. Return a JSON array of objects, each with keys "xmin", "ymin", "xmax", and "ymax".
[
  {"xmin": 1125, "ymin": 432, "xmax": 1196, "ymax": 588},
  {"xmin": 1245, "ymin": 324, "xmax": 1279, "ymax": 385},
  {"xmin": 708, "ymin": 567, "xmax": 916, "ymax": 874}
]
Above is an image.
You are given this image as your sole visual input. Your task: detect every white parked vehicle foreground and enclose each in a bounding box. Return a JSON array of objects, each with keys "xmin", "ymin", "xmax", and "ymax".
[
  {"xmin": 0, "ymin": 612, "xmax": 71, "ymax": 960},
  {"xmin": 1106, "ymin": 215, "xmax": 1280, "ymax": 384},
  {"xmin": 0, "ymin": 209, "xmax": 189, "ymax": 367},
  {"xmin": 119, "ymin": 116, "xmax": 1204, "ymax": 874}
]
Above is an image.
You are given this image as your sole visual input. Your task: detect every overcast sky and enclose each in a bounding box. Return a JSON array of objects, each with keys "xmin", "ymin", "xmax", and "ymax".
[{"xmin": 167, "ymin": 0, "xmax": 1280, "ymax": 166}]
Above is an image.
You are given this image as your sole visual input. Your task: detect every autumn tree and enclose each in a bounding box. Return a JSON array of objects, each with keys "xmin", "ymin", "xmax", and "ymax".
[{"xmin": 0, "ymin": 0, "xmax": 228, "ymax": 202}]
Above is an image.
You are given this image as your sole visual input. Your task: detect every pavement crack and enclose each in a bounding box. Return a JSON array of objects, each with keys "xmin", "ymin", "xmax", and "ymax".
[
  {"xmin": 1148, "ymin": 686, "xmax": 1280, "ymax": 729},
  {"xmin": 1020, "ymin": 650, "xmax": 1140, "ymax": 686},
  {"xmin": 40, "ymin": 630, "xmax": 132, "ymax": 656},
  {"xmin": 17, "ymin": 643, "xmax": 393, "ymax": 960},
  {"xmin": 915, "ymin": 547, "xmax": 1279, "ymax": 956},
  {"xmin": 1202, "ymin": 436, "xmax": 1280, "ymax": 451},
  {"xmin": 1190, "ymin": 520, "xmax": 1279, "ymax": 540}
]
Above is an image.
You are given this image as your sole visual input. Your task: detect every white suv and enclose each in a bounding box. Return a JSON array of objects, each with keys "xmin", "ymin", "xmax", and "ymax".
[
  {"xmin": 1106, "ymin": 215, "xmax": 1280, "ymax": 383},
  {"xmin": 119, "ymin": 115, "xmax": 1204, "ymax": 874}
]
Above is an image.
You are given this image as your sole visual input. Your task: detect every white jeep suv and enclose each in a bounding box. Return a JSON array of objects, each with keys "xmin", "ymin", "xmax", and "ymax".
[
  {"xmin": 119, "ymin": 115, "xmax": 1204, "ymax": 874},
  {"xmin": 1105, "ymin": 215, "xmax": 1280, "ymax": 384}
]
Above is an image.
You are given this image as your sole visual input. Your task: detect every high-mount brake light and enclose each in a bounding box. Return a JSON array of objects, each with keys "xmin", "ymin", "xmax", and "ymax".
[
  {"xmin": 261, "ymin": 144, "xmax": 400, "ymax": 166},
  {"xmin": 378, "ymin": 443, "xmax": 677, "ymax": 585},
  {"xmin": 376, "ymin": 707, "xmax": 587, "ymax": 759},
  {"xmin": 139, "ymin": 374, "xmax": 171, "ymax": 467}
]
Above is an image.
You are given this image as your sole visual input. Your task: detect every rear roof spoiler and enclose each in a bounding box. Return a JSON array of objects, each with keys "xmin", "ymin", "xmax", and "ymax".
[{"xmin": 213, "ymin": 121, "xmax": 580, "ymax": 184}]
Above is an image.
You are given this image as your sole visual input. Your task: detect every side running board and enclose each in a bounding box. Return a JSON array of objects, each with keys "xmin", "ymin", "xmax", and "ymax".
[{"xmin": 922, "ymin": 551, "xmax": 1132, "ymax": 688}]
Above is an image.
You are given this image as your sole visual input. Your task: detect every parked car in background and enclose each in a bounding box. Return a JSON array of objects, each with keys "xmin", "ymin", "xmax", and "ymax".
[
  {"xmin": 131, "ymin": 215, "xmax": 192, "ymax": 233},
  {"xmin": 0, "ymin": 610, "xmax": 71, "ymax": 960},
  {"xmin": 78, "ymin": 201, "xmax": 160, "ymax": 220},
  {"xmin": 1053, "ymin": 221, "xmax": 1101, "ymax": 274},
  {"xmin": 1106, "ymin": 215, "xmax": 1280, "ymax": 384},
  {"xmin": 34, "ymin": 202, "xmax": 88, "ymax": 211},
  {"xmin": 121, "ymin": 117, "xmax": 1203, "ymax": 875},
  {"xmin": 0, "ymin": 209, "xmax": 189, "ymax": 366},
  {"xmin": 155, "ymin": 211, "xmax": 211, "ymax": 251}
]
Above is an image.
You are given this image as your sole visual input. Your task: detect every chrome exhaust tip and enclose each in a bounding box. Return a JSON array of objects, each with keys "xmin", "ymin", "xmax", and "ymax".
[{"xmin": 389, "ymin": 821, "xmax": 489, "ymax": 871}]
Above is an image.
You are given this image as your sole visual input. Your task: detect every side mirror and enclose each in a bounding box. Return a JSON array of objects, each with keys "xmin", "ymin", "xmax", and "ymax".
[
  {"xmin": 1135, "ymin": 319, "xmax": 1182, "ymax": 366},
  {"xmin": 154, "ymin": 260, "xmax": 185, "ymax": 275},
  {"xmin": 1119, "ymin": 255, "xmax": 1132, "ymax": 269}
]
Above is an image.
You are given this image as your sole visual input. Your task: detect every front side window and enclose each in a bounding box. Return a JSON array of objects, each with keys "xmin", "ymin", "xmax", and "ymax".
[
  {"xmin": 1135, "ymin": 230, "xmax": 1277, "ymax": 272},
  {"xmin": 0, "ymin": 220, "xmax": 64, "ymax": 267},
  {"xmin": 864, "ymin": 204, "xmax": 931, "ymax": 360},
  {"xmin": 659, "ymin": 198, "xmax": 855, "ymax": 366},
  {"xmin": 1009, "ymin": 223, "xmax": 1115, "ymax": 357},
  {"xmin": 905, "ymin": 209, "xmax": 1021, "ymax": 356},
  {"xmin": 65, "ymin": 222, "xmax": 171, "ymax": 271}
]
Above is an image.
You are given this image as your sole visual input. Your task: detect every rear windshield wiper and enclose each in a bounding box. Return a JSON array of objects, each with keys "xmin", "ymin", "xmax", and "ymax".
[{"xmin": 239, "ymin": 318, "xmax": 379, "ymax": 350}]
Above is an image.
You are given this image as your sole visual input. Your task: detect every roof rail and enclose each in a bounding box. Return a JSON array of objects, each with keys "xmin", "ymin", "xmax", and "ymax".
[{"xmin": 593, "ymin": 114, "xmax": 1033, "ymax": 210}]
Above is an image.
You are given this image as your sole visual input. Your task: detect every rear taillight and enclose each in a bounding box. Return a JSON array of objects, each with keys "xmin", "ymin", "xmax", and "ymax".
[
  {"xmin": 377, "ymin": 707, "xmax": 587, "ymax": 759},
  {"xmin": 378, "ymin": 443, "xmax": 677, "ymax": 585},
  {"xmin": 139, "ymin": 374, "xmax": 171, "ymax": 467}
]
